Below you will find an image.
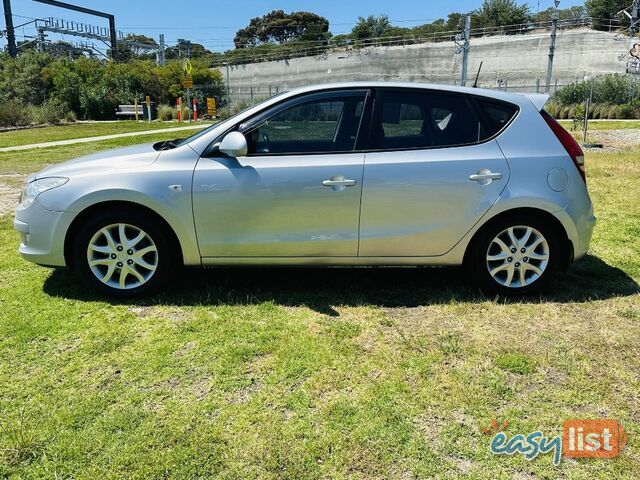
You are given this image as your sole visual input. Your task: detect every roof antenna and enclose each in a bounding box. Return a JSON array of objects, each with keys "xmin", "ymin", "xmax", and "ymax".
[{"xmin": 473, "ymin": 61, "xmax": 483, "ymax": 88}]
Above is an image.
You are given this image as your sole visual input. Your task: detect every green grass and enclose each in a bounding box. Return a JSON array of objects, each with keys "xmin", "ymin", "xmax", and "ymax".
[
  {"xmin": 558, "ymin": 120, "xmax": 640, "ymax": 131},
  {"xmin": 0, "ymin": 130, "xmax": 199, "ymax": 175},
  {"xmin": 0, "ymin": 121, "xmax": 212, "ymax": 148},
  {"xmin": 0, "ymin": 136, "xmax": 638, "ymax": 477}
]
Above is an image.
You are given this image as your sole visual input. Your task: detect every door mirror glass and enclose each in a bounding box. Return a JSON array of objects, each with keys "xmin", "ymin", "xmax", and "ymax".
[{"xmin": 219, "ymin": 131, "xmax": 248, "ymax": 157}]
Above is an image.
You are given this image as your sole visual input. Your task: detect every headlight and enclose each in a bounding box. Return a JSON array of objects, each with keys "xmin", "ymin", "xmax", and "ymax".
[{"xmin": 19, "ymin": 177, "xmax": 68, "ymax": 208}]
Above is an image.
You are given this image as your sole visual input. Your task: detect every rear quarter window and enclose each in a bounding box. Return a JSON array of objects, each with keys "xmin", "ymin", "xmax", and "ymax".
[{"xmin": 474, "ymin": 98, "xmax": 519, "ymax": 138}]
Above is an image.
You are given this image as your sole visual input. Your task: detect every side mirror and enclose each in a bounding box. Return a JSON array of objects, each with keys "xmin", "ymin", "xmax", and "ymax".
[{"xmin": 219, "ymin": 131, "xmax": 248, "ymax": 157}]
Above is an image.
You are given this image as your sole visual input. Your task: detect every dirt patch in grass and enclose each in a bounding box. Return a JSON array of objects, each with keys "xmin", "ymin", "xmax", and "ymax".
[
  {"xmin": 0, "ymin": 174, "xmax": 25, "ymax": 217},
  {"xmin": 228, "ymin": 354, "xmax": 273, "ymax": 405}
]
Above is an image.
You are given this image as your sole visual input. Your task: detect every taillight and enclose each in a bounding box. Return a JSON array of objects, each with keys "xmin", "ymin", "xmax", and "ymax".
[{"xmin": 541, "ymin": 110, "xmax": 586, "ymax": 183}]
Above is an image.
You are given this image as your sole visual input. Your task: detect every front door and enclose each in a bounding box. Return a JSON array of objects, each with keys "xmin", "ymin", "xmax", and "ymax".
[{"xmin": 193, "ymin": 90, "xmax": 369, "ymax": 258}]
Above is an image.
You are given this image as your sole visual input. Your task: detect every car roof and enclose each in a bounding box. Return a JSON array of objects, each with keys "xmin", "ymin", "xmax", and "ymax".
[{"xmin": 281, "ymin": 81, "xmax": 546, "ymax": 110}]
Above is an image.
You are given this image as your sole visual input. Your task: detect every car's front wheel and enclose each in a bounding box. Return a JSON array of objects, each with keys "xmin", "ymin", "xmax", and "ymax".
[
  {"xmin": 469, "ymin": 214, "xmax": 562, "ymax": 296},
  {"xmin": 73, "ymin": 210, "xmax": 177, "ymax": 297}
]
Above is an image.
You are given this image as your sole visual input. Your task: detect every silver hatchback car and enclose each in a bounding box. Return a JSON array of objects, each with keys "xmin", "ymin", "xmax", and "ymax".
[{"xmin": 14, "ymin": 82, "xmax": 595, "ymax": 297}]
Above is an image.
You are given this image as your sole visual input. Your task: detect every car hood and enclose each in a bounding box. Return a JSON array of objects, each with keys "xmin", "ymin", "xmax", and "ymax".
[{"xmin": 33, "ymin": 142, "xmax": 161, "ymax": 180}]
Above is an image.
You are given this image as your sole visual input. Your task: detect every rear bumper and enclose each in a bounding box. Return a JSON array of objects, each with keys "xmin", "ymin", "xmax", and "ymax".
[
  {"xmin": 576, "ymin": 214, "xmax": 596, "ymax": 260},
  {"xmin": 553, "ymin": 207, "xmax": 595, "ymax": 263}
]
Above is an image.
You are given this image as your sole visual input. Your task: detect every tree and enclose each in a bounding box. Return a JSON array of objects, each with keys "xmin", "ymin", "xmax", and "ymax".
[
  {"xmin": 351, "ymin": 15, "xmax": 393, "ymax": 39},
  {"xmin": 0, "ymin": 50, "xmax": 52, "ymax": 105},
  {"xmin": 234, "ymin": 10, "xmax": 330, "ymax": 48},
  {"xmin": 532, "ymin": 6, "xmax": 587, "ymax": 23},
  {"xmin": 165, "ymin": 39, "xmax": 211, "ymax": 60},
  {"xmin": 585, "ymin": 0, "xmax": 630, "ymax": 30},
  {"xmin": 122, "ymin": 34, "xmax": 158, "ymax": 58},
  {"xmin": 474, "ymin": 0, "xmax": 530, "ymax": 29}
]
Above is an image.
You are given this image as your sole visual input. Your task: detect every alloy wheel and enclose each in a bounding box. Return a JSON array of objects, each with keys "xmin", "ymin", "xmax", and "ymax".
[
  {"xmin": 86, "ymin": 223, "xmax": 159, "ymax": 290},
  {"xmin": 485, "ymin": 225, "xmax": 550, "ymax": 288}
]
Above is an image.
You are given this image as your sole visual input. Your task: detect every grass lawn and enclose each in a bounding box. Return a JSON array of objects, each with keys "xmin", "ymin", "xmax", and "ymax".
[
  {"xmin": 558, "ymin": 119, "xmax": 640, "ymax": 131},
  {"xmin": 0, "ymin": 130, "xmax": 203, "ymax": 176},
  {"xmin": 0, "ymin": 137, "xmax": 638, "ymax": 478},
  {"xmin": 0, "ymin": 121, "xmax": 213, "ymax": 149}
]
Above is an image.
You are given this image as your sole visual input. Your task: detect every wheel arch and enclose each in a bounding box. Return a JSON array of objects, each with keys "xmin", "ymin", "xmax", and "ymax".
[
  {"xmin": 63, "ymin": 201, "xmax": 184, "ymax": 269},
  {"xmin": 463, "ymin": 207, "xmax": 573, "ymax": 270}
]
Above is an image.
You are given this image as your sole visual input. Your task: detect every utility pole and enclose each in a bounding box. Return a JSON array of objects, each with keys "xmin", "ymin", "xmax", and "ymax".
[
  {"xmin": 157, "ymin": 33, "xmax": 165, "ymax": 65},
  {"xmin": 631, "ymin": 0, "xmax": 639, "ymax": 37},
  {"xmin": 224, "ymin": 62, "xmax": 231, "ymax": 113},
  {"xmin": 2, "ymin": 0, "xmax": 17, "ymax": 58},
  {"xmin": 460, "ymin": 15, "xmax": 471, "ymax": 87},
  {"xmin": 545, "ymin": 0, "xmax": 560, "ymax": 93}
]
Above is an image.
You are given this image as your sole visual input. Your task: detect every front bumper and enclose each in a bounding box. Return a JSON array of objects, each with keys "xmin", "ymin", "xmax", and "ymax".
[{"xmin": 14, "ymin": 200, "xmax": 70, "ymax": 267}]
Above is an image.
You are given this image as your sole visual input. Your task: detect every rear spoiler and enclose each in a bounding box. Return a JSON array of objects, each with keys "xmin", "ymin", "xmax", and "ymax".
[{"xmin": 523, "ymin": 93, "xmax": 550, "ymax": 112}]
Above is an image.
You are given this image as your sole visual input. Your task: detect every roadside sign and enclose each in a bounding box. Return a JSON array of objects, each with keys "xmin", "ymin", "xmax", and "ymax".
[
  {"xmin": 182, "ymin": 75, "xmax": 193, "ymax": 88},
  {"xmin": 206, "ymin": 97, "xmax": 217, "ymax": 117},
  {"xmin": 182, "ymin": 58, "xmax": 192, "ymax": 75}
]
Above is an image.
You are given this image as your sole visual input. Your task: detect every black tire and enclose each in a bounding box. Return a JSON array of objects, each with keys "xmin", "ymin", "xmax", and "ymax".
[
  {"xmin": 468, "ymin": 214, "xmax": 562, "ymax": 296},
  {"xmin": 73, "ymin": 209, "xmax": 178, "ymax": 298}
]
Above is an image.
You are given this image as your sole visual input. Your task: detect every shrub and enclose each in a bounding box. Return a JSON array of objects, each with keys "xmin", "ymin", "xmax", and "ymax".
[
  {"xmin": 553, "ymin": 74, "xmax": 640, "ymax": 106},
  {"xmin": 590, "ymin": 104, "xmax": 603, "ymax": 119},
  {"xmin": 0, "ymin": 100, "xmax": 33, "ymax": 127},
  {"xmin": 157, "ymin": 104, "xmax": 176, "ymax": 121},
  {"xmin": 545, "ymin": 102, "xmax": 561, "ymax": 118},
  {"xmin": 618, "ymin": 103, "xmax": 637, "ymax": 119},
  {"xmin": 62, "ymin": 110, "xmax": 77, "ymax": 123},
  {"xmin": 29, "ymin": 98, "xmax": 69, "ymax": 125},
  {"xmin": 606, "ymin": 105, "xmax": 620, "ymax": 119}
]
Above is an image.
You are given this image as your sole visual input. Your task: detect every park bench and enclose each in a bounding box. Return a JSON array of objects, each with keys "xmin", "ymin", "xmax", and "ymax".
[{"xmin": 115, "ymin": 104, "xmax": 144, "ymax": 118}]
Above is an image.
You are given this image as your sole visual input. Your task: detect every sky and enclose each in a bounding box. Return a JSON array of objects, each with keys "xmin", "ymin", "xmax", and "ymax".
[{"xmin": 7, "ymin": 0, "xmax": 587, "ymax": 53}]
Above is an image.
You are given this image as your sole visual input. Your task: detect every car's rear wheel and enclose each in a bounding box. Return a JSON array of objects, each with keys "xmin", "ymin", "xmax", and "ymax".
[
  {"xmin": 469, "ymin": 214, "xmax": 561, "ymax": 296},
  {"xmin": 73, "ymin": 210, "xmax": 177, "ymax": 297}
]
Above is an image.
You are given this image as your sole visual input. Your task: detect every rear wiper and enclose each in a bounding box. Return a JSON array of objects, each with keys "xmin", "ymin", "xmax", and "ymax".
[{"xmin": 153, "ymin": 138, "xmax": 183, "ymax": 151}]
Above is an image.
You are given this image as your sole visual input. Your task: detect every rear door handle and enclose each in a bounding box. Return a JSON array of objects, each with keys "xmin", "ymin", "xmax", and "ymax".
[{"xmin": 469, "ymin": 169, "xmax": 503, "ymax": 185}]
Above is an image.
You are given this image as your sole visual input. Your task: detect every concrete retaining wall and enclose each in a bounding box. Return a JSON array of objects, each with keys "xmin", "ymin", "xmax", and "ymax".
[{"xmin": 218, "ymin": 29, "xmax": 632, "ymax": 105}]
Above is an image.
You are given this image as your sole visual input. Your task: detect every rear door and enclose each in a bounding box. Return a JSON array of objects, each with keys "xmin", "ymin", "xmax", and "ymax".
[{"xmin": 359, "ymin": 88, "xmax": 516, "ymax": 257}]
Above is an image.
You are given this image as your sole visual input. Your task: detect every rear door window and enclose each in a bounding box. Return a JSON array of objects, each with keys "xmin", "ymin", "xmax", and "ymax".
[{"xmin": 370, "ymin": 89, "xmax": 486, "ymax": 150}]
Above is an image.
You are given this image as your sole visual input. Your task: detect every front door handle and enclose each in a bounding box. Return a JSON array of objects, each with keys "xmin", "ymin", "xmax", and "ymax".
[
  {"xmin": 322, "ymin": 176, "xmax": 356, "ymax": 191},
  {"xmin": 322, "ymin": 179, "xmax": 357, "ymax": 187},
  {"xmin": 469, "ymin": 169, "xmax": 503, "ymax": 185}
]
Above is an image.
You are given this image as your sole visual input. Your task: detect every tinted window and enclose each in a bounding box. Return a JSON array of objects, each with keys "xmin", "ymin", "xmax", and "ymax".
[
  {"xmin": 475, "ymin": 98, "xmax": 519, "ymax": 137},
  {"xmin": 245, "ymin": 92, "xmax": 366, "ymax": 155},
  {"xmin": 371, "ymin": 90, "xmax": 485, "ymax": 150}
]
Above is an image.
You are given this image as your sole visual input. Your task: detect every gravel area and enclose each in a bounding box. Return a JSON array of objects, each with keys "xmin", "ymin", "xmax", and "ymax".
[{"xmin": 582, "ymin": 129, "xmax": 640, "ymax": 151}]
